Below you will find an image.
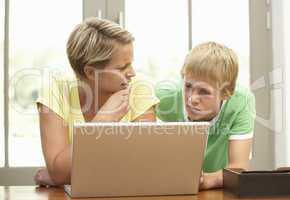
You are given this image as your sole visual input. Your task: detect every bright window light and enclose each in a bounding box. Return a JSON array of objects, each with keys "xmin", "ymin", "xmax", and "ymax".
[
  {"xmin": 125, "ymin": 0, "xmax": 188, "ymax": 81},
  {"xmin": 8, "ymin": 0, "xmax": 82, "ymax": 166},
  {"xmin": 0, "ymin": 0, "xmax": 4, "ymax": 167},
  {"xmin": 191, "ymin": 0, "xmax": 250, "ymax": 86}
]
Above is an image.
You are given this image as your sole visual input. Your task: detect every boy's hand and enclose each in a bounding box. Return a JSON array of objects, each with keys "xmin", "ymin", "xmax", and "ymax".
[
  {"xmin": 199, "ymin": 171, "xmax": 223, "ymax": 191},
  {"xmin": 95, "ymin": 87, "xmax": 130, "ymax": 122}
]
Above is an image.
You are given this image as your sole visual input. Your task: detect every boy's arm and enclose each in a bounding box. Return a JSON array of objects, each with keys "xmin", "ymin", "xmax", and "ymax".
[
  {"xmin": 228, "ymin": 138, "xmax": 252, "ymax": 169},
  {"xmin": 199, "ymin": 138, "xmax": 252, "ymax": 190}
]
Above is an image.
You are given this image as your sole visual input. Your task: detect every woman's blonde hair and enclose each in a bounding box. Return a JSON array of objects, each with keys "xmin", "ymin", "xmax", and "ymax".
[
  {"xmin": 182, "ymin": 42, "xmax": 239, "ymax": 97},
  {"xmin": 67, "ymin": 17, "xmax": 134, "ymax": 77}
]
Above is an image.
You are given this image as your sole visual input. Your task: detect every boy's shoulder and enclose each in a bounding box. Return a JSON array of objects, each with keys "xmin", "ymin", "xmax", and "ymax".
[
  {"xmin": 155, "ymin": 78, "xmax": 185, "ymax": 121},
  {"xmin": 224, "ymin": 85, "xmax": 255, "ymax": 113},
  {"xmin": 230, "ymin": 85, "xmax": 255, "ymax": 103},
  {"xmin": 155, "ymin": 78, "xmax": 183, "ymax": 97}
]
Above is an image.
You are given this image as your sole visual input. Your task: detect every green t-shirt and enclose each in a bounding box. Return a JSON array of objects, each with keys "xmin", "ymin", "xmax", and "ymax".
[{"xmin": 155, "ymin": 79, "xmax": 256, "ymax": 172}]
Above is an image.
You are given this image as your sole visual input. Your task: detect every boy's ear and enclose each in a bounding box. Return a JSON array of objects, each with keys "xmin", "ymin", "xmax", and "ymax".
[
  {"xmin": 222, "ymin": 94, "xmax": 230, "ymax": 101},
  {"xmin": 221, "ymin": 90, "xmax": 232, "ymax": 100},
  {"xmin": 219, "ymin": 82, "xmax": 234, "ymax": 100}
]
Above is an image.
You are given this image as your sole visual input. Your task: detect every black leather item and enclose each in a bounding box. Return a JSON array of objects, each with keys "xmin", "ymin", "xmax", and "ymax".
[{"xmin": 223, "ymin": 168, "xmax": 290, "ymax": 197}]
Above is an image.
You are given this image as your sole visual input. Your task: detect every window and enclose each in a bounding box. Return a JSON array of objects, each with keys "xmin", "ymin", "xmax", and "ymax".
[
  {"xmin": 1, "ymin": 0, "xmax": 273, "ymax": 184},
  {"xmin": 125, "ymin": 0, "xmax": 188, "ymax": 81},
  {"xmin": 0, "ymin": 0, "xmax": 4, "ymax": 167},
  {"xmin": 8, "ymin": 0, "xmax": 82, "ymax": 167},
  {"xmin": 191, "ymin": 0, "xmax": 250, "ymax": 86},
  {"xmin": 124, "ymin": 0, "xmax": 250, "ymax": 86}
]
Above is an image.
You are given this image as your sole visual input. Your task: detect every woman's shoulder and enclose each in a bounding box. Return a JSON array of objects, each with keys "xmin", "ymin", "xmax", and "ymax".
[
  {"xmin": 37, "ymin": 68, "xmax": 76, "ymax": 122},
  {"xmin": 125, "ymin": 74, "xmax": 159, "ymax": 121},
  {"xmin": 129, "ymin": 74, "xmax": 157, "ymax": 96},
  {"xmin": 40, "ymin": 68, "xmax": 77, "ymax": 90}
]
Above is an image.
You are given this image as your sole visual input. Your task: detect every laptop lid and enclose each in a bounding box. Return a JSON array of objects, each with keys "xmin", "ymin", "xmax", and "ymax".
[{"xmin": 69, "ymin": 122, "xmax": 209, "ymax": 198}]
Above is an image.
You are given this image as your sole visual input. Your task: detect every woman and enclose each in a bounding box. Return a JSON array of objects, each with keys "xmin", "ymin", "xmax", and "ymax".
[{"xmin": 34, "ymin": 18, "xmax": 159, "ymax": 186}]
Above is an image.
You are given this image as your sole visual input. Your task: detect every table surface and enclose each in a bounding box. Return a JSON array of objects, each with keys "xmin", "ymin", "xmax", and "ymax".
[{"xmin": 1, "ymin": 186, "xmax": 290, "ymax": 200}]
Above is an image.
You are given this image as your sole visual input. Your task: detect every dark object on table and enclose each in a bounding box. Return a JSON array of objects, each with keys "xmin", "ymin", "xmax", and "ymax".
[{"xmin": 223, "ymin": 168, "xmax": 290, "ymax": 197}]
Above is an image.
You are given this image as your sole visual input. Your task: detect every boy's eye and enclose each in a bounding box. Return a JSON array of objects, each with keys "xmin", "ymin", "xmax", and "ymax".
[
  {"xmin": 185, "ymin": 83, "xmax": 192, "ymax": 88},
  {"xmin": 199, "ymin": 89, "xmax": 210, "ymax": 95}
]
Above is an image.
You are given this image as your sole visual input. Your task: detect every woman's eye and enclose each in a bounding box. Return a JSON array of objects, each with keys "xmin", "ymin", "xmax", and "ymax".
[
  {"xmin": 119, "ymin": 66, "xmax": 126, "ymax": 70},
  {"xmin": 120, "ymin": 64, "xmax": 131, "ymax": 71}
]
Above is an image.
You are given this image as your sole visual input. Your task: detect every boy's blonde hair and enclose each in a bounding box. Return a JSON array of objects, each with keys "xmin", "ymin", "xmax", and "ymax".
[
  {"xmin": 67, "ymin": 17, "xmax": 134, "ymax": 77},
  {"xmin": 182, "ymin": 42, "xmax": 239, "ymax": 97}
]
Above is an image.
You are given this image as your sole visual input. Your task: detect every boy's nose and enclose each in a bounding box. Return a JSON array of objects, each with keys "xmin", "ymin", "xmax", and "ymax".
[{"xmin": 189, "ymin": 94, "xmax": 200, "ymax": 106}]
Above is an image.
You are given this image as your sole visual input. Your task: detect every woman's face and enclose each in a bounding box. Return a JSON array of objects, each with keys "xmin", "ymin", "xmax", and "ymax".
[{"xmin": 87, "ymin": 43, "xmax": 136, "ymax": 94}]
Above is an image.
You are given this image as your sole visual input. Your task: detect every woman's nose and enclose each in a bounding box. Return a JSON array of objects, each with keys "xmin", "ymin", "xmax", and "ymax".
[{"xmin": 126, "ymin": 67, "xmax": 136, "ymax": 78}]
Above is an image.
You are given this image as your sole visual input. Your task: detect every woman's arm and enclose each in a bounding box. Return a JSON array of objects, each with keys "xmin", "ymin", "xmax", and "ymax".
[
  {"xmin": 37, "ymin": 104, "xmax": 71, "ymax": 185},
  {"xmin": 133, "ymin": 106, "xmax": 156, "ymax": 122},
  {"xmin": 36, "ymin": 88, "xmax": 132, "ymax": 186},
  {"xmin": 199, "ymin": 138, "xmax": 252, "ymax": 190}
]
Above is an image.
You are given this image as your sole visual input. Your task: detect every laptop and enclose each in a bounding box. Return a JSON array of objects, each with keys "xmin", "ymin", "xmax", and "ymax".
[{"xmin": 64, "ymin": 122, "xmax": 209, "ymax": 198}]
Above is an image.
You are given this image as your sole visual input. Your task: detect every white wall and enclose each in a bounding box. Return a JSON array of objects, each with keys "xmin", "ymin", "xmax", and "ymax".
[
  {"xmin": 273, "ymin": 0, "xmax": 290, "ymax": 167},
  {"xmin": 284, "ymin": 0, "xmax": 290, "ymax": 165}
]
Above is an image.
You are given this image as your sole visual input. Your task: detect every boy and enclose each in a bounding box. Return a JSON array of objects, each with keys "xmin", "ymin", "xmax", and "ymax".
[{"xmin": 155, "ymin": 42, "xmax": 256, "ymax": 190}]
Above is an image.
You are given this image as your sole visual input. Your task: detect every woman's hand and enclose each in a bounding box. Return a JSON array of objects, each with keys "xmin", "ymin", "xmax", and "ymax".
[
  {"xmin": 34, "ymin": 168, "xmax": 57, "ymax": 187},
  {"xmin": 94, "ymin": 88, "xmax": 130, "ymax": 122}
]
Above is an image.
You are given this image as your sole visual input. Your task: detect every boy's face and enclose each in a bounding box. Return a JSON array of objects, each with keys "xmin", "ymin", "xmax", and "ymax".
[{"xmin": 183, "ymin": 74, "xmax": 224, "ymax": 121}]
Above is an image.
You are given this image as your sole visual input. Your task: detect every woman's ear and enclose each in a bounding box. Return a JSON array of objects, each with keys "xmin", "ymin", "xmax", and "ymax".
[{"xmin": 83, "ymin": 65, "xmax": 96, "ymax": 80}]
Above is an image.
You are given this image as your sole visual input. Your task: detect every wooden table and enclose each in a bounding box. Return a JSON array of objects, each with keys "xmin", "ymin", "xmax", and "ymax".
[{"xmin": 1, "ymin": 186, "xmax": 290, "ymax": 200}]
